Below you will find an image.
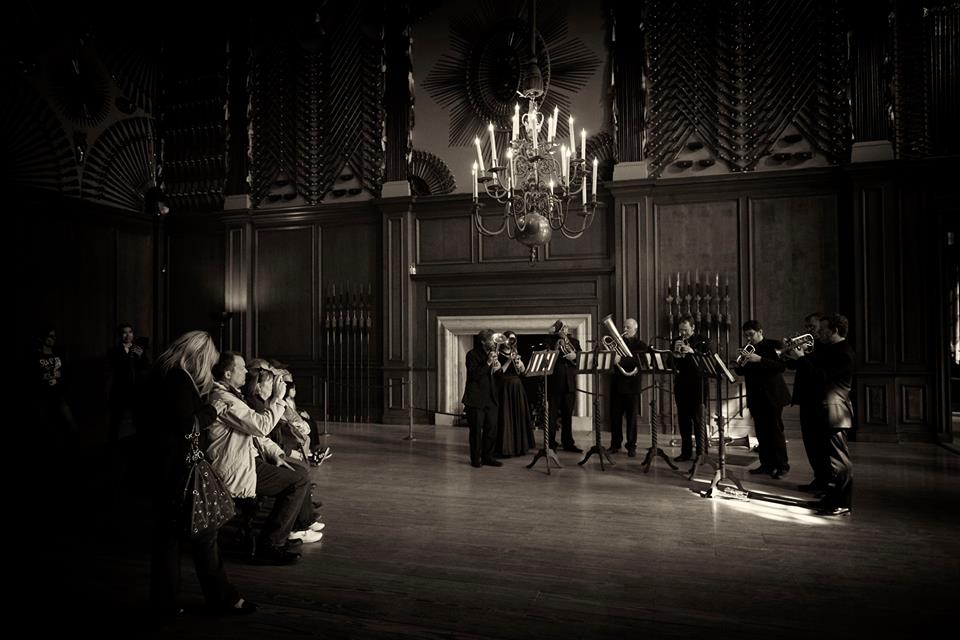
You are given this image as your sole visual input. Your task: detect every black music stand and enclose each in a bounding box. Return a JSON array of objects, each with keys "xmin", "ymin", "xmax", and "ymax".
[
  {"xmin": 688, "ymin": 352, "xmax": 749, "ymax": 497},
  {"xmin": 525, "ymin": 349, "xmax": 563, "ymax": 474},
  {"xmin": 577, "ymin": 347, "xmax": 616, "ymax": 470},
  {"xmin": 639, "ymin": 350, "xmax": 679, "ymax": 473}
]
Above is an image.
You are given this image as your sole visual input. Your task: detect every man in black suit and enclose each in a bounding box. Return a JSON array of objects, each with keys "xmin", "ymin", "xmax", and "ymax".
[
  {"xmin": 671, "ymin": 314, "xmax": 711, "ymax": 462},
  {"xmin": 735, "ymin": 319, "xmax": 791, "ymax": 478},
  {"xmin": 783, "ymin": 314, "xmax": 855, "ymax": 516},
  {"xmin": 548, "ymin": 320, "xmax": 582, "ymax": 453},
  {"xmin": 607, "ymin": 317, "xmax": 649, "ymax": 457},
  {"xmin": 783, "ymin": 312, "xmax": 826, "ymax": 491},
  {"xmin": 461, "ymin": 329, "xmax": 503, "ymax": 468}
]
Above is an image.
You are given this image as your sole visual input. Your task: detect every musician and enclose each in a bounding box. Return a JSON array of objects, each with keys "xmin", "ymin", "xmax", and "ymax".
[
  {"xmin": 734, "ymin": 320, "xmax": 791, "ymax": 478},
  {"xmin": 783, "ymin": 313, "xmax": 827, "ymax": 491},
  {"xmin": 496, "ymin": 331, "xmax": 534, "ymax": 456},
  {"xmin": 782, "ymin": 314, "xmax": 855, "ymax": 516},
  {"xmin": 607, "ymin": 318, "xmax": 649, "ymax": 456},
  {"xmin": 671, "ymin": 314, "xmax": 710, "ymax": 462},
  {"xmin": 461, "ymin": 329, "xmax": 504, "ymax": 468},
  {"xmin": 548, "ymin": 320, "xmax": 582, "ymax": 453}
]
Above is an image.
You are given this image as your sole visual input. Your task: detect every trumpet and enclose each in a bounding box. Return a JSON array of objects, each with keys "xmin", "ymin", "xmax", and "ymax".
[
  {"xmin": 601, "ymin": 314, "xmax": 636, "ymax": 375},
  {"xmin": 487, "ymin": 333, "xmax": 508, "ymax": 365},
  {"xmin": 672, "ymin": 336, "xmax": 690, "ymax": 356},
  {"xmin": 735, "ymin": 343, "xmax": 755, "ymax": 366},
  {"xmin": 557, "ymin": 333, "xmax": 575, "ymax": 357},
  {"xmin": 776, "ymin": 333, "xmax": 815, "ymax": 357}
]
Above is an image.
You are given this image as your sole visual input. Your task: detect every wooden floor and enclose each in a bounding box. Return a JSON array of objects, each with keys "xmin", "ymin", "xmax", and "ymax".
[{"xmin": 54, "ymin": 423, "xmax": 959, "ymax": 639}]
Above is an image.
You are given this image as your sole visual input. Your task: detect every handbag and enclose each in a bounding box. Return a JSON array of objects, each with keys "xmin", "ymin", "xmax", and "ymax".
[{"xmin": 182, "ymin": 418, "xmax": 235, "ymax": 538}]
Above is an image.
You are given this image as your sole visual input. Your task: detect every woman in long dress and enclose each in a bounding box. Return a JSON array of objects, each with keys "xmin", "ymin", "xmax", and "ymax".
[{"xmin": 496, "ymin": 331, "xmax": 535, "ymax": 456}]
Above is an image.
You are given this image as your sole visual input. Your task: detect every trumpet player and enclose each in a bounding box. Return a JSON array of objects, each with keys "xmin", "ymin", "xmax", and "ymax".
[
  {"xmin": 548, "ymin": 320, "xmax": 582, "ymax": 453},
  {"xmin": 607, "ymin": 318, "xmax": 648, "ymax": 456},
  {"xmin": 734, "ymin": 320, "xmax": 791, "ymax": 478},
  {"xmin": 781, "ymin": 314, "xmax": 855, "ymax": 516},
  {"xmin": 671, "ymin": 314, "xmax": 710, "ymax": 462},
  {"xmin": 783, "ymin": 313, "xmax": 828, "ymax": 491},
  {"xmin": 461, "ymin": 329, "xmax": 504, "ymax": 468}
]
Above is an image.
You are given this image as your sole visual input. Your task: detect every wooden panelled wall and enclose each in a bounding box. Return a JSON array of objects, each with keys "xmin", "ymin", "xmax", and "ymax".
[
  {"xmin": 19, "ymin": 191, "xmax": 155, "ymax": 433},
  {"xmin": 168, "ymin": 204, "xmax": 381, "ymax": 411},
  {"xmin": 160, "ymin": 161, "xmax": 954, "ymax": 440}
]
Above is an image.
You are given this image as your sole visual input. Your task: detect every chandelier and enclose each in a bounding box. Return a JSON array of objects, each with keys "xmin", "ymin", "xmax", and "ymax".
[{"xmin": 470, "ymin": 2, "xmax": 598, "ymax": 263}]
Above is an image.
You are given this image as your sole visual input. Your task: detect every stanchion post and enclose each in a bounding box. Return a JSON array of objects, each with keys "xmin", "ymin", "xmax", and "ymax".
[{"xmin": 404, "ymin": 374, "xmax": 416, "ymax": 441}]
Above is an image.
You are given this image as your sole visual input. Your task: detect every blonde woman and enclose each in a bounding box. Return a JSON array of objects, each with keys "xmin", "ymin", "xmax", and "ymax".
[{"xmin": 147, "ymin": 331, "xmax": 256, "ymax": 619}]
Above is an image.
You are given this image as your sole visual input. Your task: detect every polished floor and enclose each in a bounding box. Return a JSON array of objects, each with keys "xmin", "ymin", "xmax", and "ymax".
[{"xmin": 55, "ymin": 422, "xmax": 959, "ymax": 639}]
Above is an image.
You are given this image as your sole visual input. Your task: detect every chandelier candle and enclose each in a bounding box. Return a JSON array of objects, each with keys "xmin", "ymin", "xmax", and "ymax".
[
  {"xmin": 474, "ymin": 137, "xmax": 485, "ymax": 173},
  {"xmin": 488, "ymin": 123, "xmax": 498, "ymax": 169}
]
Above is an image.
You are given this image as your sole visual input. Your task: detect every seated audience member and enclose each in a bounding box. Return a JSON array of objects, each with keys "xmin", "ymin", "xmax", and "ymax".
[{"xmin": 206, "ymin": 352, "xmax": 308, "ymax": 564}]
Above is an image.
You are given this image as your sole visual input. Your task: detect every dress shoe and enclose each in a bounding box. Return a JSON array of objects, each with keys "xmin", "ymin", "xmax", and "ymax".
[
  {"xmin": 606, "ymin": 446, "xmax": 621, "ymax": 454},
  {"xmin": 748, "ymin": 466, "xmax": 770, "ymax": 475},
  {"xmin": 673, "ymin": 454, "xmax": 692, "ymax": 462},
  {"xmin": 481, "ymin": 458, "xmax": 503, "ymax": 467},
  {"xmin": 215, "ymin": 599, "xmax": 258, "ymax": 616},
  {"xmin": 771, "ymin": 468, "xmax": 788, "ymax": 479},
  {"xmin": 817, "ymin": 506, "xmax": 851, "ymax": 517},
  {"xmin": 471, "ymin": 460, "xmax": 482, "ymax": 468},
  {"xmin": 562, "ymin": 445, "xmax": 583, "ymax": 453},
  {"xmin": 253, "ymin": 545, "xmax": 301, "ymax": 565},
  {"xmin": 626, "ymin": 448, "xmax": 637, "ymax": 458}
]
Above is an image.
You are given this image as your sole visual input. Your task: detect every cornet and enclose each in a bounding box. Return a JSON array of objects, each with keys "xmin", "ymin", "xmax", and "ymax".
[
  {"xmin": 601, "ymin": 314, "xmax": 636, "ymax": 375},
  {"xmin": 735, "ymin": 343, "xmax": 755, "ymax": 366},
  {"xmin": 776, "ymin": 333, "xmax": 815, "ymax": 357}
]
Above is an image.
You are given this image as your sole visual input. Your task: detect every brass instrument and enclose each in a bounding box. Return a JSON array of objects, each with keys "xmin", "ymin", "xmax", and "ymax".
[
  {"xmin": 672, "ymin": 336, "xmax": 690, "ymax": 356},
  {"xmin": 776, "ymin": 333, "xmax": 815, "ymax": 357},
  {"xmin": 498, "ymin": 333, "xmax": 525, "ymax": 372},
  {"xmin": 557, "ymin": 333, "xmax": 575, "ymax": 357},
  {"xmin": 601, "ymin": 314, "xmax": 636, "ymax": 375},
  {"xmin": 735, "ymin": 343, "xmax": 755, "ymax": 366},
  {"xmin": 487, "ymin": 332, "xmax": 508, "ymax": 366}
]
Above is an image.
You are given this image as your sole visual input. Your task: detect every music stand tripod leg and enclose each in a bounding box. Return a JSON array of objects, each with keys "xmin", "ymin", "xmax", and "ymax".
[
  {"xmin": 641, "ymin": 379, "xmax": 678, "ymax": 473},
  {"xmin": 528, "ymin": 374, "xmax": 562, "ymax": 474}
]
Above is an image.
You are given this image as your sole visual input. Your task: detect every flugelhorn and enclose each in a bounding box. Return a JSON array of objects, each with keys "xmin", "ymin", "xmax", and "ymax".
[
  {"xmin": 601, "ymin": 314, "xmax": 636, "ymax": 375},
  {"xmin": 776, "ymin": 333, "xmax": 815, "ymax": 357},
  {"xmin": 735, "ymin": 343, "xmax": 755, "ymax": 366}
]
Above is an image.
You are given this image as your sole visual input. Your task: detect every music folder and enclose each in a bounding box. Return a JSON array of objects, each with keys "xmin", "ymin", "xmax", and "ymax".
[{"xmin": 576, "ymin": 350, "xmax": 615, "ymax": 373}]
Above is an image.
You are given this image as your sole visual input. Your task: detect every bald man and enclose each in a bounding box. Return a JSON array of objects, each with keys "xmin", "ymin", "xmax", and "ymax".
[{"xmin": 607, "ymin": 318, "xmax": 649, "ymax": 456}]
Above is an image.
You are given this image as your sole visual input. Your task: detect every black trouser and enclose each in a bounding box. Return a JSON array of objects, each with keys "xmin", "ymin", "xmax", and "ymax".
[
  {"xmin": 548, "ymin": 392, "xmax": 576, "ymax": 448},
  {"xmin": 254, "ymin": 458, "xmax": 310, "ymax": 548},
  {"xmin": 466, "ymin": 405, "xmax": 498, "ymax": 463},
  {"xmin": 750, "ymin": 402, "xmax": 789, "ymax": 471},
  {"xmin": 799, "ymin": 404, "xmax": 829, "ymax": 484},
  {"xmin": 675, "ymin": 387, "xmax": 705, "ymax": 457},
  {"xmin": 609, "ymin": 392, "xmax": 638, "ymax": 450},
  {"xmin": 821, "ymin": 428, "xmax": 853, "ymax": 510},
  {"xmin": 150, "ymin": 495, "xmax": 239, "ymax": 615}
]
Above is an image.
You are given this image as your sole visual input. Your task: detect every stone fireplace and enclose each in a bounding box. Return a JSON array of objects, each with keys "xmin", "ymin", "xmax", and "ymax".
[{"xmin": 435, "ymin": 314, "xmax": 593, "ymax": 428}]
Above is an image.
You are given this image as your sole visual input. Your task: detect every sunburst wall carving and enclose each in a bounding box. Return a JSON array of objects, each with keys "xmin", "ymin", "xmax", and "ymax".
[{"xmin": 422, "ymin": 0, "xmax": 601, "ymax": 148}]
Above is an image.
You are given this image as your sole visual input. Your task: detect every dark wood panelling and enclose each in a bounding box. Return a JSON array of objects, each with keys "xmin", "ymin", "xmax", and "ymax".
[
  {"xmin": 751, "ymin": 195, "xmax": 839, "ymax": 337},
  {"xmin": 478, "ymin": 212, "xmax": 531, "ymax": 263},
  {"xmin": 547, "ymin": 207, "xmax": 610, "ymax": 260},
  {"xmin": 116, "ymin": 228, "xmax": 155, "ymax": 342},
  {"xmin": 654, "ymin": 200, "xmax": 740, "ymax": 337},
  {"xmin": 863, "ymin": 382, "xmax": 889, "ymax": 426},
  {"xmin": 900, "ymin": 382, "xmax": 927, "ymax": 425},
  {"xmin": 225, "ymin": 226, "xmax": 248, "ymax": 353},
  {"xmin": 427, "ymin": 279, "xmax": 597, "ymax": 303},
  {"xmin": 417, "ymin": 216, "xmax": 472, "ymax": 264},
  {"xmin": 385, "ymin": 215, "xmax": 406, "ymax": 362},
  {"xmin": 167, "ymin": 226, "xmax": 225, "ymax": 344},
  {"xmin": 253, "ymin": 226, "xmax": 315, "ymax": 360},
  {"xmin": 860, "ymin": 186, "xmax": 887, "ymax": 365},
  {"xmin": 897, "ymin": 188, "xmax": 927, "ymax": 367}
]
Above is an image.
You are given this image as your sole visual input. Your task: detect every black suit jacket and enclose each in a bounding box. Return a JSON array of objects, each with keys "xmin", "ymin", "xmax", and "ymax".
[
  {"xmin": 734, "ymin": 338, "xmax": 791, "ymax": 410},
  {"xmin": 793, "ymin": 340, "xmax": 855, "ymax": 429},
  {"xmin": 672, "ymin": 334, "xmax": 711, "ymax": 396},
  {"xmin": 461, "ymin": 347, "xmax": 499, "ymax": 409},
  {"xmin": 549, "ymin": 335, "xmax": 581, "ymax": 395},
  {"xmin": 611, "ymin": 336, "xmax": 649, "ymax": 395}
]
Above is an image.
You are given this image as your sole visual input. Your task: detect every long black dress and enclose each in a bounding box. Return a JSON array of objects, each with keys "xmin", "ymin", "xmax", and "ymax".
[{"xmin": 497, "ymin": 356, "xmax": 535, "ymax": 456}]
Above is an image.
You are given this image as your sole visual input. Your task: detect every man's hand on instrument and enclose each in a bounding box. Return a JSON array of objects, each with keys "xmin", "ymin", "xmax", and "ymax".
[{"xmin": 745, "ymin": 352, "xmax": 761, "ymax": 364}]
